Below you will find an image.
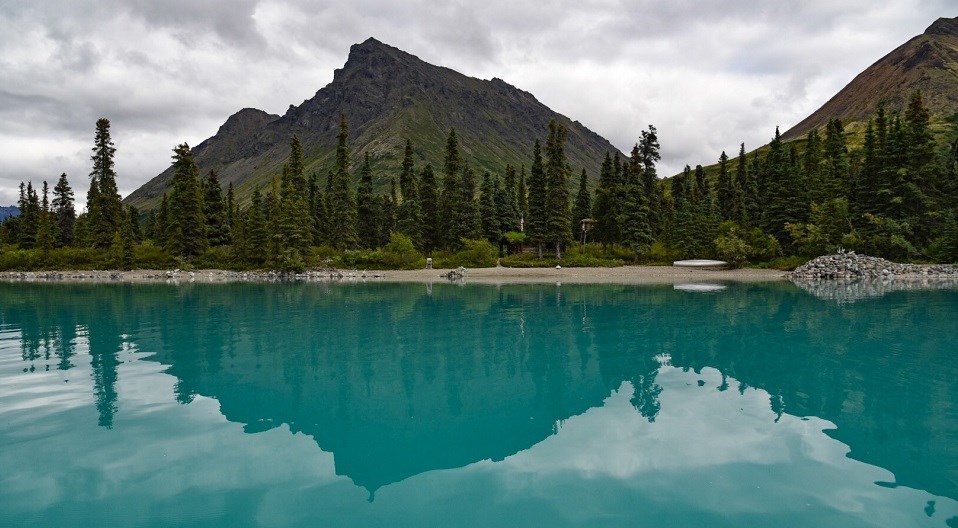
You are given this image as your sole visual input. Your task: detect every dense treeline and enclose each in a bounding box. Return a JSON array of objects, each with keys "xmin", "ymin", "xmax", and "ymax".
[{"xmin": 2, "ymin": 91, "xmax": 957, "ymax": 271}]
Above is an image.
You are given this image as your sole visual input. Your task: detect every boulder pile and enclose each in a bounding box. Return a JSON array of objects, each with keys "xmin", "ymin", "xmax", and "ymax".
[{"xmin": 789, "ymin": 251, "xmax": 958, "ymax": 280}]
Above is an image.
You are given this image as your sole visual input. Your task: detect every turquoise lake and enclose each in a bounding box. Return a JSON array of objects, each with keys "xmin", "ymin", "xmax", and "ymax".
[{"xmin": 1, "ymin": 280, "xmax": 957, "ymax": 527}]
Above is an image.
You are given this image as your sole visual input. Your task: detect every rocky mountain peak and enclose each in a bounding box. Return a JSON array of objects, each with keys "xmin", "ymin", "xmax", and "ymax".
[{"xmin": 924, "ymin": 16, "xmax": 958, "ymax": 36}]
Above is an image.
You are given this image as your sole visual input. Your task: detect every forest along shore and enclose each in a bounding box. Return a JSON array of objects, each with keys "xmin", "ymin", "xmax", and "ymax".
[{"xmin": 0, "ymin": 266, "xmax": 786, "ymax": 284}]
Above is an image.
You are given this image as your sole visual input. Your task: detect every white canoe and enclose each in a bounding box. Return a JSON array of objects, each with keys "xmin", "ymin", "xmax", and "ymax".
[
  {"xmin": 673, "ymin": 283, "xmax": 728, "ymax": 293},
  {"xmin": 673, "ymin": 259, "xmax": 728, "ymax": 268}
]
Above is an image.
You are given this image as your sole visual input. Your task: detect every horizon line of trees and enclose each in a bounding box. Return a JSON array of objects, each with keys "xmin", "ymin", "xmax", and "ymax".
[{"xmin": 2, "ymin": 90, "xmax": 957, "ymax": 270}]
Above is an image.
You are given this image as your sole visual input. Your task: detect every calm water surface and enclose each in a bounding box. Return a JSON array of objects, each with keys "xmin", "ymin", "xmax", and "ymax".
[{"xmin": 1, "ymin": 280, "xmax": 957, "ymax": 527}]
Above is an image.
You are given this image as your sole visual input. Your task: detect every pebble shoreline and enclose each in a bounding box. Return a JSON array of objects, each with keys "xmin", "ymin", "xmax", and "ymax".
[{"xmin": 788, "ymin": 251, "xmax": 958, "ymax": 280}]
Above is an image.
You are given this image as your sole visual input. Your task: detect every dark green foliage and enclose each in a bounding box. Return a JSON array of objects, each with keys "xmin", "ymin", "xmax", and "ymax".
[
  {"xmin": 242, "ymin": 187, "xmax": 268, "ymax": 265},
  {"xmin": 572, "ymin": 168, "xmax": 591, "ymax": 238},
  {"xmin": 822, "ymin": 119, "xmax": 850, "ymax": 200},
  {"xmin": 36, "ymin": 181, "xmax": 57, "ymax": 252},
  {"xmin": 380, "ymin": 179, "xmax": 397, "ymax": 247},
  {"xmin": 638, "ymin": 126, "xmax": 663, "ymax": 234},
  {"xmin": 167, "ymin": 143, "xmax": 207, "ymax": 257},
  {"xmin": 127, "ymin": 205, "xmax": 142, "ymax": 244},
  {"xmin": 493, "ymin": 176, "xmax": 513, "ymax": 237},
  {"xmin": 762, "ymin": 128, "xmax": 807, "ymax": 246},
  {"xmin": 543, "ymin": 120, "xmax": 573, "ymax": 256},
  {"xmin": 203, "ymin": 170, "xmax": 230, "ymax": 246},
  {"xmin": 270, "ymin": 135, "xmax": 314, "ymax": 269},
  {"xmin": 458, "ymin": 166, "xmax": 482, "ymax": 242},
  {"xmin": 418, "ymin": 164, "xmax": 441, "ymax": 254},
  {"xmin": 526, "ymin": 139, "xmax": 548, "ymax": 255},
  {"xmin": 52, "ymin": 173, "xmax": 75, "ymax": 246},
  {"xmin": 356, "ymin": 153, "xmax": 381, "ymax": 249},
  {"xmin": 716, "ymin": 151, "xmax": 735, "ymax": 221},
  {"xmin": 153, "ymin": 194, "xmax": 169, "ymax": 247},
  {"xmin": 500, "ymin": 165, "xmax": 521, "ymax": 233},
  {"xmin": 395, "ymin": 140, "xmax": 422, "ymax": 245},
  {"xmin": 88, "ymin": 118, "xmax": 123, "ymax": 249},
  {"xmin": 592, "ymin": 152, "xmax": 619, "ymax": 248},
  {"xmin": 517, "ymin": 166, "xmax": 528, "ymax": 224},
  {"xmin": 328, "ymin": 115, "xmax": 359, "ymax": 249},
  {"xmin": 479, "ymin": 172, "xmax": 498, "ymax": 242},
  {"xmin": 619, "ymin": 145, "xmax": 651, "ymax": 252},
  {"xmin": 736, "ymin": 144, "xmax": 759, "ymax": 227},
  {"xmin": 439, "ymin": 129, "xmax": 466, "ymax": 249}
]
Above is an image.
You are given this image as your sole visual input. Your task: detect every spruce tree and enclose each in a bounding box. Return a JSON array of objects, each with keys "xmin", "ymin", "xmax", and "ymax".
[
  {"xmin": 458, "ymin": 165, "xmax": 482, "ymax": 241},
  {"xmin": 526, "ymin": 139, "xmax": 548, "ymax": 256},
  {"xmin": 203, "ymin": 170, "xmax": 230, "ymax": 246},
  {"xmin": 804, "ymin": 128, "xmax": 824, "ymax": 204},
  {"xmin": 439, "ymin": 129, "xmax": 465, "ymax": 248},
  {"xmin": 380, "ymin": 179, "xmax": 397, "ymax": 247},
  {"xmin": 479, "ymin": 171, "xmax": 498, "ymax": 242},
  {"xmin": 244, "ymin": 187, "xmax": 268, "ymax": 264},
  {"xmin": 356, "ymin": 152, "xmax": 380, "ymax": 249},
  {"xmin": 167, "ymin": 143, "xmax": 207, "ymax": 257},
  {"xmin": 89, "ymin": 118, "xmax": 123, "ymax": 249},
  {"xmin": 638, "ymin": 125, "xmax": 663, "ymax": 235},
  {"xmin": 517, "ymin": 166, "xmax": 529, "ymax": 228},
  {"xmin": 493, "ymin": 176, "xmax": 513, "ymax": 237},
  {"xmin": 395, "ymin": 140, "xmax": 422, "ymax": 245},
  {"xmin": 17, "ymin": 182, "xmax": 40, "ymax": 249},
  {"xmin": 36, "ymin": 181, "xmax": 57, "ymax": 251},
  {"xmin": 226, "ymin": 181, "xmax": 236, "ymax": 239},
  {"xmin": 328, "ymin": 115, "xmax": 358, "ymax": 249},
  {"xmin": 418, "ymin": 164, "xmax": 441, "ymax": 254},
  {"xmin": 52, "ymin": 173, "xmax": 75, "ymax": 247},
  {"xmin": 763, "ymin": 128, "xmax": 806, "ymax": 246},
  {"xmin": 619, "ymin": 146, "xmax": 652, "ymax": 252},
  {"xmin": 502, "ymin": 164, "xmax": 520, "ymax": 232},
  {"xmin": 572, "ymin": 168, "xmax": 592, "ymax": 239},
  {"xmin": 716, "ymin": 151, "xmax": 735, "ymax": 221},
  {"xmin": 544, "ymin": 121, "xmax": 573, "ymax": 256},
  {"xmin": 823, "ymin": 119, "xmax": 850, "ymax": 200},
  {"xmin": 592, "ymin": 152, "xmax": 618, "ymax": 247},
  {"xmin": 127, "ymin": 205, "xmax": 142, "ymax": 243},
  {"xmin": 273, "ymin": 135, "xmax": 313, "ymax": 267}
]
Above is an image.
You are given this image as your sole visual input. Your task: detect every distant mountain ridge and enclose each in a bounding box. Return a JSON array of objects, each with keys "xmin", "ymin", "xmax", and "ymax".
[
  {"xmin": 783, "ymin": 16, "xmax": 958, "ymax": 140},
  {"xmin": 126, "ymin": 38, "xmax": 623, "ymax": 210},
  {"xmin": 0, "ymin": 206, "xmax": 19, "ymax": 222}
]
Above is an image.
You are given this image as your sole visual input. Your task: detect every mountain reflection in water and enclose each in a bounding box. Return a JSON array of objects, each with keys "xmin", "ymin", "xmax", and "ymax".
[{"xmin": 1, "ymin": 281, "xmax": 957, "ymax": 526}]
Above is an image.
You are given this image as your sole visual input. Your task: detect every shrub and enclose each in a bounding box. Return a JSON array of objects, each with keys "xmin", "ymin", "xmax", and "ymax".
[
  {"xmin": 433, "ymin": 238, "xmax": 498, "ymax": 268},
  {"xmin": 381, "ymin": 233, "xmax": 426, "ymax": 269}
]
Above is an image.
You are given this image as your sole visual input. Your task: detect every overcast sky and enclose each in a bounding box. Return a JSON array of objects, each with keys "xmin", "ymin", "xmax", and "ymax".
[{"xmin": 0, "ymin": 1, "xmax": 952, "ymax": 207}]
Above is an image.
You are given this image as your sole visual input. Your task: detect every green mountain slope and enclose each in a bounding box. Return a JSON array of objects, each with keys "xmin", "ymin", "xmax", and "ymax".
[
  {"xmin": 784, "ymin": 16, "xmax": 958, "ymax": 141},
  {"xmin": 125, "ymin": 38, "xmax": 623, "ymax": 210}
]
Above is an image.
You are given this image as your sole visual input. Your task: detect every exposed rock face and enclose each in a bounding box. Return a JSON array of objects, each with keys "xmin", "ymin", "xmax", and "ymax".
[
  {"xmin": 125, "ymin": 38, "xmax": 623, "ymax": 210},
  {"xmin": 789, "ymin": 251, "xmax": 958, "ymax": 280},
  {"xmin": 783, "ymin": 16, "xmax": 958, "ymax": 140}
]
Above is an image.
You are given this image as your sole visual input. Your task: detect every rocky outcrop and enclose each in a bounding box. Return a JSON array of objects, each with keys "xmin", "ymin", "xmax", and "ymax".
[{"xmin": 789, "ymin": 251, "xmax": 958, "ymax": 280}]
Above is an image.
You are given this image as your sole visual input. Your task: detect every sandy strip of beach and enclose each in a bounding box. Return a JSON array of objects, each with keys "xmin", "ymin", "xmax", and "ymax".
[{"xmin": 0, "ymin": 265, "xmax": 787, "ymax": 284}]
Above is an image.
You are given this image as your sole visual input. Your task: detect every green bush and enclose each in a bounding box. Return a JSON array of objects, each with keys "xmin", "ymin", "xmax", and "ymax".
[
  {"xmin": 714, "ymin": 234, "xmax": 749, "ymax": 268},
  {"xmin": 134, "ymin": 242, "xmax": 176, "ymax": 269},
  {"xmin": 380, "ymin": 233, "xmax": 426, "ymax": 269},
  {"xmin": 433, "ymin": 238, "xmax": 498, "ymax": 268}
]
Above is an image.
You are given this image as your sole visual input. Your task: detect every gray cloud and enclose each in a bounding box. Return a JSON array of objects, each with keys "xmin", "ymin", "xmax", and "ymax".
[{"xmin": 0, "ymin": 0, "xmax": 953, "ymax": 206}]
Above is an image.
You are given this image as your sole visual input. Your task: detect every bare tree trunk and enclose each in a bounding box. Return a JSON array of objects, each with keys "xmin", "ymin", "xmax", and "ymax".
[{"xmin": 555, "ymin": 241, "xmax": 561, "ymax": 259}]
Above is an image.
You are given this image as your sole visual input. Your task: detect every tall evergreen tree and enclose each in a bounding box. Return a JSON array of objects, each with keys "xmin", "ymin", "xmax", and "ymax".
[
  {"xmin": 356, "ymin": 152, "xmax": 380, "ymax": 248},
  {"xmin": 544, "ymin": 120, "xmax": 572, "ymax": 256},
  {"xmin": 517, "ymin": 165, "xmax": 529, "ymax": 229},
  {"xmin": 244, "ymin": 187, "xmax": 268, "ymax": 264},
  {"xmin": 493, "ymin": 176, "xmax": 513, "ymax": 237},
  {"xmin": 380, "ymin": 179, "xmax": 397, "ymax": 247},
  {"xmin": 479, "ymin": 172, "xmax": 498, "ymax": 242},
  {"xmin": 571, "ymin": 168, "xmax": 592, "ymax": 239},
  {"xmin": 716, "ymin": 151, "xmax": 735, "ymax": 221},
  {"xmin": 418, "ymin": 164, "xmax": 441, "ymax": 254},
  {"xmin": 592, "ymin": 152, "xmax": 619, "ymax": 247},
  {"xmin": 89, "ymin": 118, "xmax": 123, "ymax": 249},
  {"xmin": 203, "ymin": 170, "xmax": 230, "ymax": 246},
  {"xmin": 822, "ymin": 119, "xmax": 850, "ymax": 200},
  {"xmin": 167, "ymin": 143, "xmax": 207, "ymax": 257},
  {"xmin": 328, "ymin": 115, "xmax": 359, "ymax": 249},
  {"xmin": 502, "ymin": 164, "xmax": 520, "ymax": 232},
  {"xmin": 395, "ymin": 139, "xmax": 422, "ymax": 245},
  {"xmin": 226, "ymin": 182, "xmax": 236, "ymax": 240},
  {"xmin": 736, "ymin": 144, "xmax": 759, "ymax": 227},
  {"xmin": 804, "ymin": 128, "xmax": 824, "ymax": 204},
  {"xmin": 619, "ymin": 146, "xmax": 652, "ymax": 252},
  {"xmin": 127, "ymin": 205, "xmax": 142, "ymax": 243},
  {"xmin": 274, "ymin": 134, "xmax": 313, "ymax": 266},
  {"xmin": 458, "ymin": 165, "xmax": 482, "ymax": 241},
  {"xmin": 762, "ymin": 128, "xmax": 807, "ymax": 246},
  {"xmin": 638, "ymin": 125, "xmax": 663, "ymax": 235},
  {"xmin": 439, "ymin": 128, "xmax": 466, "ymax": 248},
  {"xmin": 36, "ymin": 181, "xmax": 57, "ymax": 251},
  {"xmin": 526, "ymin": 139, "xmax": 548, "ymax": 256},
  {"xmin": 153, "ymin": 193, "xmax": 170, "ymax": 246},
  {"xmin": 51, "ymin": 173, "xmax": 76, "ymax": 246}
]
